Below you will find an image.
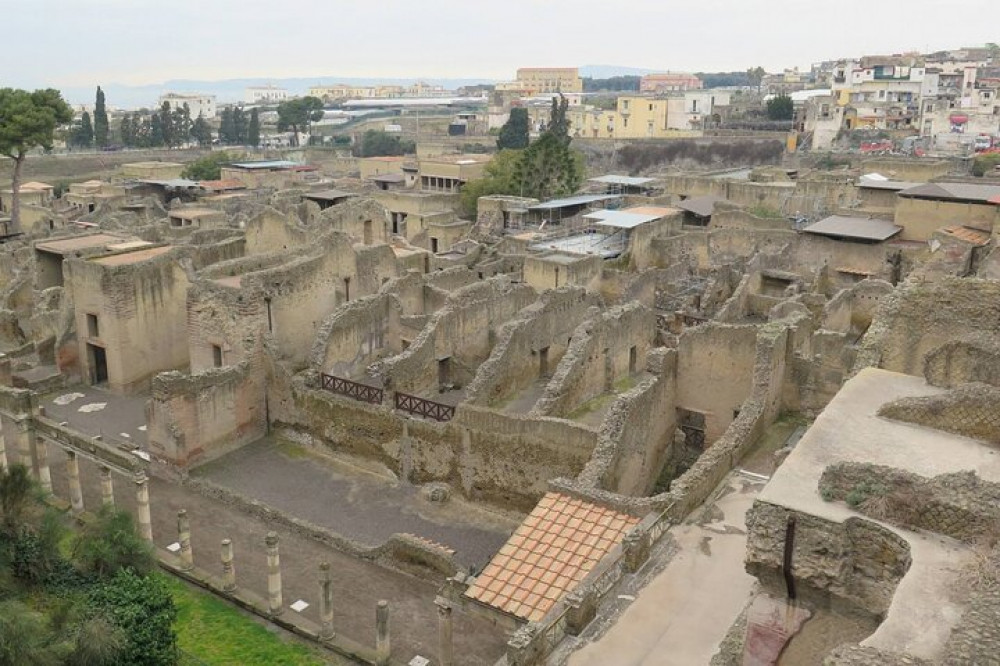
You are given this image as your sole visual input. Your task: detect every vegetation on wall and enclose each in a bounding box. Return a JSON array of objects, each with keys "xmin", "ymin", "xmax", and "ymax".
[
  {"xmin": 354, "ymin": 130, "xmax": 416, "ymax": 157},
  {"xmin": 181, "ymin": 151, "xmax": 238, "ymax": 181}
]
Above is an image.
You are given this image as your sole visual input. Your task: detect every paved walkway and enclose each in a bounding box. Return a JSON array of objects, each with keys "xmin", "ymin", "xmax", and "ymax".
[
  {"xmin": 195, "ymin": 438, "xmax": 519, "ymax": 570},
  {"xmin": 42, "ymin": 386, "xmax": 148, "ymax": 447},
  {"xmin": 568, "ymin": 474, "xmax": 763, "ymax": 666},
  {"xmin": 44, "ymin": 446, "xmax": 509, "ymax": 666}
]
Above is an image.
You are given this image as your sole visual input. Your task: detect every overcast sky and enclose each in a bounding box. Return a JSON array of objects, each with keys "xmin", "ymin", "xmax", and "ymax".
[{"xmin": 3, "ymin": 0, "xmax": 996, "ymax": 88}]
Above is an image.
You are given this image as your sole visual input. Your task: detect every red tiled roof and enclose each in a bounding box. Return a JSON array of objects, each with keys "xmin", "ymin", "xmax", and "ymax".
[
  {"xmin": 464, "ymin": 492, "xmax": 639, "ymax": 622},
  {"xmin": 940, "ymin": 225, "xmax": 992, "ymax": 246}
]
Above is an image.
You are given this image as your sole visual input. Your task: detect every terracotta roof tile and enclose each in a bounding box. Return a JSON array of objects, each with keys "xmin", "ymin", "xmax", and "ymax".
[
  {"xmin": 464, "ymin": 491, "xmax": 639, "ymax": 621},
  {"xmin": 940, "ymin": 225, "xmax": 991, "ymax": 246}
]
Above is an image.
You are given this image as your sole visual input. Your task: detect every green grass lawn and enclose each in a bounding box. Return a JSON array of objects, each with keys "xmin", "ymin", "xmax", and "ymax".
[{"xmin": 167, "ymin": 577, "xmax": 331, "ymax": 665}]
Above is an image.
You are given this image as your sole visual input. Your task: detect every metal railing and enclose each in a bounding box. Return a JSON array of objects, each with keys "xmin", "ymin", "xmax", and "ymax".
[
  {"xmin": 394, "ymin": 391, "xmax": 455, "ymax": 422},
  {"xmin": 319, "ymin": 373, "xmax": 384, "ymax": 405}
]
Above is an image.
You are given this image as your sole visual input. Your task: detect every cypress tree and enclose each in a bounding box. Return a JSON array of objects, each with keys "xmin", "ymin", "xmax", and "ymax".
[{"xmin": 93, "ymin": 86, "xmax": 109, "ymax": 147}]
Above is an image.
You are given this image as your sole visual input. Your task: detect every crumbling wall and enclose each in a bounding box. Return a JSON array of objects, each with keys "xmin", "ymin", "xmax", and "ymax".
[
  {"xmin": 314, "ymin": 197, "xmax": 390, "ymax": 245},
  {"xmin": 465, "ymin": 287, "xmax": 597, "ymax": 408},
  {"xmin": 285, "ymin": 377, "xmax": 597, "ymax": 511},
  {"xmin": 877, "ymin": 383, "xmax": 1000, "ymax": 443},
  {"xmin": 853, "ymin": 278, "xmax": 1000, "ymax": 377},
  {"xmin": 147, "ymin": 362, "xmax": 266, "ymax": 467},
  {"xmin": 308, "ymin": 293, "xmax": 402, "ymax": 378},
  {"xmin": 532, "ymin": 302, "xmax": 656, "ymax": 418},
  {"xmin": 576, "ymin": 348, "xmax": 680, "ymax": 496},
  {"xmin": 922, "ymin": 335, "xmax": 1000, "ymax": 389},
  {"xmin": 244, "ymin": 207, "xmax": 310, "ymax": 254},
  {"xmin": 745, "ymin": 502, "xmax": 911, "ymax": 616},
  {"xmin": 374, "ymin": 277, "xmax": 537, "ymax": 396}
]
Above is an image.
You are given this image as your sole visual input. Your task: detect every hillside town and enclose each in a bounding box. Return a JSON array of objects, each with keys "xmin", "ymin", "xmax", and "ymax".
[{"xmin": 1, "ymin": 26, "xmax": 1000, "ymax": 666}]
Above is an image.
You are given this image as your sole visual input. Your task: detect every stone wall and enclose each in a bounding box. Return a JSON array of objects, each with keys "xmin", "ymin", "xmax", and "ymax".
[
  {"xmin": 284, "ymin": 377, "xmax": 597, "ymax": 511},
  {"xmin": 147, "ymin": 362, "xmax": 266, "ymax": 466},
  {"xmin": 853, "ymin": 278, "xmax": 1000, "ymax": 377},
  {"xmin": 308, "ymin": 293, "xmax": 402, "ymax": 378},
  {"xmin": 818, "ymin": 462, "xmax": 1000, "ymax": 545},
  {"xmin": 745, "ymin": 501, "xmax": 912, "ymax": 615},
  {"xmin": 923, "ymin": 335, "xmax": 1000, "ymax": 389},
  {"xmin": 464, "ymin": 286, "xmax": 597, "ymax": 408},
  {"xmin": 575, "ymin": 348, "xmax": 680, "ymax": 496},
  {"xmin": 877, "ymin": 383, "xmax": 1000, "ymax": 443},
  {"xmin": 532, "ymin": 302, "xmax": 656, "ymax": 419},
  {"xmin": 676, "ymin": 323, "xmax": 759, "ymax": 442},
  {"xmin": 374, "ymin": 277, "xmax": 538, "ymax": 396}
]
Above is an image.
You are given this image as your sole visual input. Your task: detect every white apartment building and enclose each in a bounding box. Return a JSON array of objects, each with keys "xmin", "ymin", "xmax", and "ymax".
[
  {"xmin": 245, "ymin": 85, "xmax": 289, "ymax": 104},
  {"xmin": 158, "ymin": 92, "xmax": 217, "ymax": 119}
]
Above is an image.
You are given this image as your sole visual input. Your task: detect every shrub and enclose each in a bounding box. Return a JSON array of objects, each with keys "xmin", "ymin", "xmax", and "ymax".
[{"xmin": 88, "ymin": 570, "xmax": 177, "ymax": 666}]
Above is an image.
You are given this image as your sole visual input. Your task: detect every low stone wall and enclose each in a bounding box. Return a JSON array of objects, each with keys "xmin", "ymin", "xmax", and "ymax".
[
  {"xmin": 877, "ymin": 383, "xmax": 1000, "ymax": 443},
  {"xmin": 823, "ymin": 645, "xmax": 930, "ymax": 666},
  {"xmin": 184, "ymin": 476, "xmax": 459, "ymax": 579},
  {"xmin": 819, "ymin": 462, "xmax": 1000, "ymax": 544},
  {"xmin": 923, "ymin": 335, "xmax": 1000, "ymax": 389},
  {"xmin": 286, "ymin": 376, "xmax": 597, "ymax": 512}
]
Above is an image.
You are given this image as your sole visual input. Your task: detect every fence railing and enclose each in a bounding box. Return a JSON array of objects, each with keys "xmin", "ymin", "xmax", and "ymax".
[
  {"xmin": 394, "ymin": 392, "xmax": 455, "ymax": 422},
  {"xmin": 319, "ymin": 373, "xmax": 384, "ymax": 405}
]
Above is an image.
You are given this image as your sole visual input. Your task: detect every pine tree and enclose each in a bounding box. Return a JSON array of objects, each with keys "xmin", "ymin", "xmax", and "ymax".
[
  {"xmin": 119, "ymin": 114, "xmax": 132, "ymax": 147},
  {"xmin": 219, "ymin": 107, "xmax": 234, "ymax": 145},
  {"xmin": 150, "ymin": 113, "xmax": 164, "ymax": 147},
  {"xmin": 94, "ymin": 86, "xmax": 109, "ymax": 147},
  {"xmin": 232, "ymin": 106, "xmax": 247, "ymax": 145},
  {"xmin": 497, "ymin": 107, "xmax": 530, "ymax": 150},
  {"xmin": 77, "ymin": 111, "xmax": 94, "ymax": 148},
  {"xmin": 247, "ymin": 108, "xmax": 260, "ymax": 147},
  {"xmin": 514, "ymin": 95, "xmax": 582, "ymax": 201},
  {"xmin": 191, "ymin": 113, "xmax": 212, "ymax": 146},
  {"xmin": 159, "ymin": 101, "xmax": 175, "ymax": 147}
]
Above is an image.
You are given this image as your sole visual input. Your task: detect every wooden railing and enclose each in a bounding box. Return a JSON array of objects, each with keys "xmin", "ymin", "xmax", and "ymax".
[
  {"xmin": 319, "ymin": 373, "xmax": 384, "ymax": 405},
  {"xmin": 394, "ymin": 392, "xmax": 455, "ymax": 422}
]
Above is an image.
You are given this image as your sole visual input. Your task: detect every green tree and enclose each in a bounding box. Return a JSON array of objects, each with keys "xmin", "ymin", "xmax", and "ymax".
[
  {"xmin": 356, "ymin": 129, "xmax": 415, "ymax": 157},
  {"xmin": 0, "ymin": 600, "xmax": 69, "ymax": 666},
  {"xmin": 72, "ymin": 506, "xmax": 154, "ymax": 578},
  {"xmin": 149, "ymin": 113, "xmax": 164, "ymax": 147},
  {"xmin": 0, "ymin": 88, "xmax": 72, "ymax": 232},
  {"xmin": 218, "ymin": 107, "xmax": 234, "ymax": 145},
  {"xmin": 88, "ymin": 570, "xmax": 177, "ymax": 666},
  {"xmin": 458, "ymin": 149, "xmax": 523, "ymax": 217},
  {"xmin": 497, "ymin": 107, "xmax": 529, "ymax": 150},
  {"xmin": 181, "ymin": 151, "xmax": 235, "ymax": 180},
  {"xmin": 766, "ymin": 93, "xmax": 794, "ymax": 120},
  {"xmin": 158, "ymin": 102, "xmax": 176, "ymax": 147},
  {"xmin": 746, "ymin": 66, "xmax": 766, "ymax": 94},
  {"xmin": 972, "ymin": 152, "xmax": 1000, "ymax": 177},
  {"xmin": 0, "ymin": 464, "xmax": 34, "ymax": 532},
  {"xmin": 93, "ymin": 86, "xmax": 109, "ymax": 148},
  {"xmin": 276, "ymin": 96, "xmax": 324, "ymax": 146},
  {"xmin": 247, "ymin": 108, "xmax": 260, "ymax": 147},
  {"xmin": 232, "ymin": 106, "xmax": 247, "ymax": 145},
  {"xmin": 74, "ymin": 111, "xmax": 94, "ymax": 149},
  {"xmin": 170, "ymin": 103, "xmax": 192, "ymax": 146},
  {"xmin": 514, "ymin": 95, "xmax": 583, "ymax": 201},
  {"xmin": 191, "ymin": 113, "xmax": 212, "ymax": 146},
  {"xmin": 118, "ymin": 113, "xmax": 133, "ymax": 147}
]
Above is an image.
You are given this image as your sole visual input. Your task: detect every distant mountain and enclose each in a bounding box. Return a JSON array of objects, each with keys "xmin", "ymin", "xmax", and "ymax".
[
  {"xmin": 579, "ymin": 65, "xmax": 659, "ymax": 78},
  {"xmin": 61, "ymin": 76, "xmax": 499, "ymax": 110}
]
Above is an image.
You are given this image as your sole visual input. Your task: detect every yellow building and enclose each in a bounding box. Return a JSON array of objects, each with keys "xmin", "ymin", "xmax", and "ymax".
[
  {"xmin": 562, "ymin": 96, "xmax": 699, "ymax": 139},
  {"xmin": 514, "ymin": 67, "xmax": 583, "ymax": 94}
]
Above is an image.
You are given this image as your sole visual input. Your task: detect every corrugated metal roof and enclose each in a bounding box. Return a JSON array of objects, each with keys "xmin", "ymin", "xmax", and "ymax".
[
  {"xmin": 138, "ymin": 178, "xmax": 201, "ymax": 188},
  {"xmin": 676, "ymin": 195, "xmax": 728, "ymax": 217},
  {"xmin": 583, "ymin": 209, "xmax": 661, "ymax": 229},
  {"xmin": 528, "ymin": 194, "xmax": 620, "ymax": 211},
  {"xmin": 899, "ymin": 182, "xmax": 1000, "ymax": 203},
  {"xmin": 304, "ymin": 189, "xmax": 355, "ymax": 201},
  {"xmin": 588, "ymin": 175, "xmax": 657, "ymax": 186},
  {"xmin": 803, "ymin": 215, "xmax": 902, "ymax": 241},
  {"xmin": 228, "ymin": 160, "xmax": 301, "ymax": 170}
]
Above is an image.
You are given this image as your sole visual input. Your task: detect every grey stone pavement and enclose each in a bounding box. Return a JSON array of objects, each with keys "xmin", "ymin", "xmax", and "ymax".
[
  {"xmin": 43, "ymin": 446, "xmax": 511, "ymax": 666},
  {"xmin": 195, "ymin": 439, "xmax": 520, "ymax": 571},
  {"xmin": 41, "ymin": 386, "xmax": 149, "ymax": 448}
]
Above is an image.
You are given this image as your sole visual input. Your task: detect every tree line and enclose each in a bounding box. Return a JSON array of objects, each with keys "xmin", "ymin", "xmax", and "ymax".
[{"xmin": 68, "ymin": 86, "xmax": 262, "ymax": 149}]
